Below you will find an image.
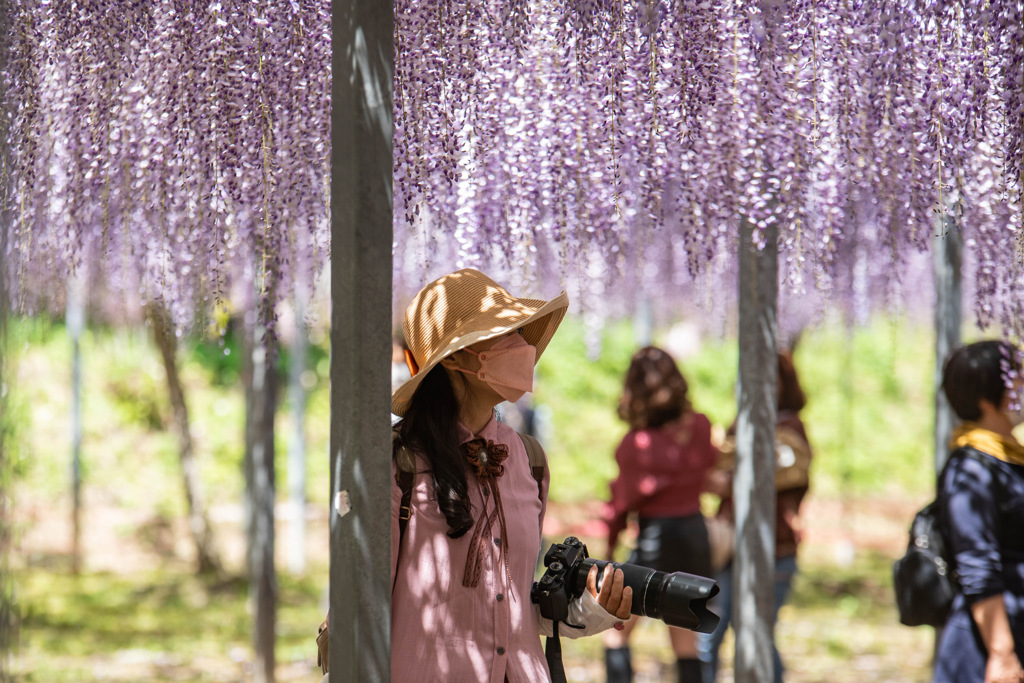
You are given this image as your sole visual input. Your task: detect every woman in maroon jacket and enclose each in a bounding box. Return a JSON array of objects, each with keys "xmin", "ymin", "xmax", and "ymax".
[{"xmin": 602, "ymin": 346, "xmax": 719, "ymax": 683}]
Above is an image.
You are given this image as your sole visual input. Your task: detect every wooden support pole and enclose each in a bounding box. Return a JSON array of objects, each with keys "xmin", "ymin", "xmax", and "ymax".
[
  {"xmin": 329, "ymin": 0, "xmax": 394, "ymax": 679},
  {"xmin": 933, "ymin": 216, "xmax": 961, "ymax": 473},
  {"xmin": 734, "ymin": 217, "xmax": 779, "ymax": 683}
]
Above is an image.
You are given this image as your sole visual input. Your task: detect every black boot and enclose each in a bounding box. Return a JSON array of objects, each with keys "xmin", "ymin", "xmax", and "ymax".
[
  {"xmin": 676, "ymin": 657, "xmax": 703, "ymax": 683},
  {"xmin": 604, "ymin": 646, "xmax": 632, "ymax": 683}
]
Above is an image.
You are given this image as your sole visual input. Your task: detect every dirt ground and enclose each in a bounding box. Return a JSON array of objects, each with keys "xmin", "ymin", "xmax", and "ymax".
[
  {"xmin": 15, "ymin": 487, "xmax": 919, "ymax": 574},
  {"xmin": 547, "ymin": 494, "xmax": 935, "ymax": 683}
]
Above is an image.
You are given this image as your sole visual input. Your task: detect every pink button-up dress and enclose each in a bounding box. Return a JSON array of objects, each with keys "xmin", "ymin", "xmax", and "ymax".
[{"xmin": 391, "ymin": 415, "xmax": 551, "ymax": 682}]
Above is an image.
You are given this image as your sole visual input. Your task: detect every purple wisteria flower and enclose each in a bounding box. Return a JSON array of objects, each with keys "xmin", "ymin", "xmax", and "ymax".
[{"xmin": 1, "ymin": 0, "xmax": 1021, "ymax": 339}]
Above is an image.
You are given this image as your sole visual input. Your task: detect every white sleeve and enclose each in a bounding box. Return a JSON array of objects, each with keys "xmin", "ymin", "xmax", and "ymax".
[{"xmin": 535, "ymin": 589, "xmax": 622, "ymax": 639}]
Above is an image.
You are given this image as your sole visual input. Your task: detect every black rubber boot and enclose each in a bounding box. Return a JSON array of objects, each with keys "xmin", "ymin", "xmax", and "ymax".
[
  {"xmin": 604, "ymin": 646, "xmax": 632, "ymax": 683},
  {"xmin": 676, "ymin": 657, "xmax": 704, "ymax": 683}
]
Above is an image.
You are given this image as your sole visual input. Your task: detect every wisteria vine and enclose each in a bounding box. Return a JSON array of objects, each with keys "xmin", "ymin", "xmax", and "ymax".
[
  {"xmin": 392, "ymin": 0, "xmax": 1024, "ymax": 337},
  {"xmin": 0, "ymin": 0, "xmax": 1022, "ymax": 339},
  {"xmin": 2, "ymin": 0, "xmax": 331, "ymax": 331}
]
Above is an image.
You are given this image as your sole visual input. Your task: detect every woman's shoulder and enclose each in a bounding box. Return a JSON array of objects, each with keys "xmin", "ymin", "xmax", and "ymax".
[
  {"xmin": 390, "ymin": 431, "xmax": 432, "ymax": 475},
  {"xmin": 673, "ymin": 411, "xmax": 712, "ymax": 438},
  {"xmin": 942, "ymin": 446, "xmax": 1015, "ymax": 493},
  {"xmin": 948, "ymin": 446, "xmax": 1002, "ymax": 470},
  {"xmin": 687, "ymin": 411, "xmax": 712, "ymax": 430},
  {"xmin": 491, "ymin": 418, "xmax": 530, "ymax": 451},
  {"xmin": 659, "ymin": 412, "xmax": 713, "ymax": 446}
]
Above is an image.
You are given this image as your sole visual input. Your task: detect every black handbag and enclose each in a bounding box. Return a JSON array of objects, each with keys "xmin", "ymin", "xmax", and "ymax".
[{"xmin": 892, "ymin": 449, "xmax": 1000, "ymax": 627}]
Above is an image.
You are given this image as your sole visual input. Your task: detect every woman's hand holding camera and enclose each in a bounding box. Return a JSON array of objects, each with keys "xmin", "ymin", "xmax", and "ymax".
[{"xmin": 587, "ymin": 564, "xmax": 633, "ymax": 620}]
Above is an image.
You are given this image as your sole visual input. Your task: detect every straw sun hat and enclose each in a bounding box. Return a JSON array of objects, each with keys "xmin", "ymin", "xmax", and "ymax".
[{"xmin": 391, "ymin": 268, "xmax": 570, "ymax": 417}]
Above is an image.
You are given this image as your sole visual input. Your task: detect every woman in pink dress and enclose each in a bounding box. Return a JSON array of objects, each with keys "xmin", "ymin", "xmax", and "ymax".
[{"xmin": 389, "ymin": 268, "xmax": 633, "ymax": 683}]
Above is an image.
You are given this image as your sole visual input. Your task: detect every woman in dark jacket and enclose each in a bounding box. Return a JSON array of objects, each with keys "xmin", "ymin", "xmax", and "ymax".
[{"xmin": 934, "ymin": 340, "xmax": 1024, "ymax": 683}]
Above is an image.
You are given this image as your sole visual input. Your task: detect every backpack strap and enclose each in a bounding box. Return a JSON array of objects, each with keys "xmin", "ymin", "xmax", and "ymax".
[
  {"xmin": 393, "ymin": 430, "xmax": 416, "ymax": 546},
  {"xmin": 394, "ymin": 466, "xmax": 414, "ymax": 604},
  {"xmin": 518, "ymin": 431, "xmax": 547, "ymax": 502},
  {"xmin": 315, "ymin": 616, "xmax": 329, "ymax": 674}
]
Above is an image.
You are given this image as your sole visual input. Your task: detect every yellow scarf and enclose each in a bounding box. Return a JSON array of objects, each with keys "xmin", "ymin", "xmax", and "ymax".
[{"xmin": 950, "ymin": 423, "xmax": 1024, "ymax": 466}]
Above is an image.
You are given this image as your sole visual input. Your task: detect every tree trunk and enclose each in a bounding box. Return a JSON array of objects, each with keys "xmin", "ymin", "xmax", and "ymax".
[
  {"xmin": 633, "ymin": 296, "xmax": 654, "ymax": 348},
  {"xmin": 147, "ymin": 303, "xmax": 223, "ymax": 575},
  {"xmin": 287, "ymin": 293, "xmax": 307, "ymax": 576},
  {"xmin": 67, "ymin": 278, "xmax": 84, "ymax": 574},
  {"xmin": 1, "ymin": 27, "xmax": 16, "ymax": 666},
  {"xmin": 243, "ymin": 319, "xmax": 278, "ymax": 683},
  {"xmin": 330, "ymin": 0, "xmax": 394, "ymax": 679},
  {"xmin": 734, "ymin": 217, "xmax": 779, "ymax": 683},
  {"xmin": 932, "ymin": 214, "xmax": 962, "ymax": 660},
  {"xmin": 933, "ymin": 217, "xmax": 961, "ymax": 473}
]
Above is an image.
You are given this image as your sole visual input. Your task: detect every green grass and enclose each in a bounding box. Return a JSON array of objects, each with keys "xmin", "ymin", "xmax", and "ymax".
[
  {"xmin": 2, "ymin": 311, "xmax": 956, "ymax": 680},
  {"xmin": 15, "ymin": 569, "xmax": 327, "ymax": 682},
  {"xmin": 7, "ymin": 316, "xmax": 333, "ymax": 514},
  {"xmin": 7, "ymin": 311, "xmax": 940, "ymax": 509}
]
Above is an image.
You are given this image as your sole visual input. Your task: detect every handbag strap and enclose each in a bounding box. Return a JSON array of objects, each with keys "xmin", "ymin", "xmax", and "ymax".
[{"xmin": 518, "ymin": 431, "xmax": 547, "ymax": 502}]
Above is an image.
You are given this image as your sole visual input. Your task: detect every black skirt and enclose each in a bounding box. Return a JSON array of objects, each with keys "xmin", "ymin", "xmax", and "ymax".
[{"xmin": 627, "ymin": 513, "xmax": 712, "ymax": 579}]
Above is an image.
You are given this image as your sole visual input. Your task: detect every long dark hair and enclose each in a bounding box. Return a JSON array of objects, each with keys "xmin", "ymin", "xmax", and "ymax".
[
  {"xmin": 777, "ymin": 351, "xmax": 806, "ymax": 413},
  {"xmin": 394, "ymin": 365, "xmax": 474, "ymax": 537},
  {"xmin": 618, "ymin": 346, "xmax": 691, "ymax": 430}
]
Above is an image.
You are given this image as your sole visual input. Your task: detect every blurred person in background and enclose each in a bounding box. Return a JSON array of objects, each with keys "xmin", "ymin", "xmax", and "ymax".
[
  {"xmin": 391, "ymin": 334, "xmax": 412, "ymax": 425},
  {"xmin": 386, "ymin": 268, "xmax": 633, "ymax": 683},
  {"xmin": 699, "ymin": 351, "xmax": 813, "ymax": 683},
  {"xmin": 602, "ymin": 346, "xmax": 719, "ymax": 683},
  {"xmin": 392, "ymin": 333, "xmax": 412, "ymax": 393},
  {"xmin": 499, "ymin": 390, "xmax": 541, "ymax": 441},
  {"xmin": 934, "ymin": 340, "xmax": 1024, "ymax": 683}
]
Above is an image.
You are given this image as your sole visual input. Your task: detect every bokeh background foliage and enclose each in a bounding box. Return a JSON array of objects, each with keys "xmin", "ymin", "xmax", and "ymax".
[
  {"xmin": 5, "ymin": 311, "xmax": 945, "ymax": 680},
  {"xmin": 537, "ymin": 316, "xmax": 935, "ymax": 503},
  {"xmin": 10, "ymin": 312, "xmax": 936, "ymax": 513}
]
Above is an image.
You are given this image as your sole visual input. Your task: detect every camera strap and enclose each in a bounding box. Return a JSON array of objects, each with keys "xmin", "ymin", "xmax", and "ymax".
[{"xmin": 545, "ymin": 622, "xmax": 568, "ymax": 683}]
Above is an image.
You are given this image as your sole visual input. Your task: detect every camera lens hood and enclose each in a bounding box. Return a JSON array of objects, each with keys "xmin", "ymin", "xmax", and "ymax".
[{"xmin": 577, "ymin": 558, "xmax": 720, "ymax": 633}]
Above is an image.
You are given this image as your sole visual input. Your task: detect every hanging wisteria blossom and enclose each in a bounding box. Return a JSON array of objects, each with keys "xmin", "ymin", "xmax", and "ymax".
[
  {"xmin": 1, "ymin": 0, "xmax": 331, "ymax": 331},
  {"xmin": 392, "ymin": 0, "xmax": 1023, "ymax": 337},
  {"xmin": 1, "ymin": 0, "xmax": 1022, "ymax": 337}
]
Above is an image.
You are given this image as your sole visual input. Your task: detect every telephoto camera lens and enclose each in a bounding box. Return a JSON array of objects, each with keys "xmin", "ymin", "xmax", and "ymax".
[{"xmin": 574, "ymin": 558, "xmax": 720, "ymax": 633}]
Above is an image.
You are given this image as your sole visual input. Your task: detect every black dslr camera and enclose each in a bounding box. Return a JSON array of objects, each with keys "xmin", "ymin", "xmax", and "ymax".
[{"xmin": 531, "ymin": 536, "xmax": 720, "ymax": 633}]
